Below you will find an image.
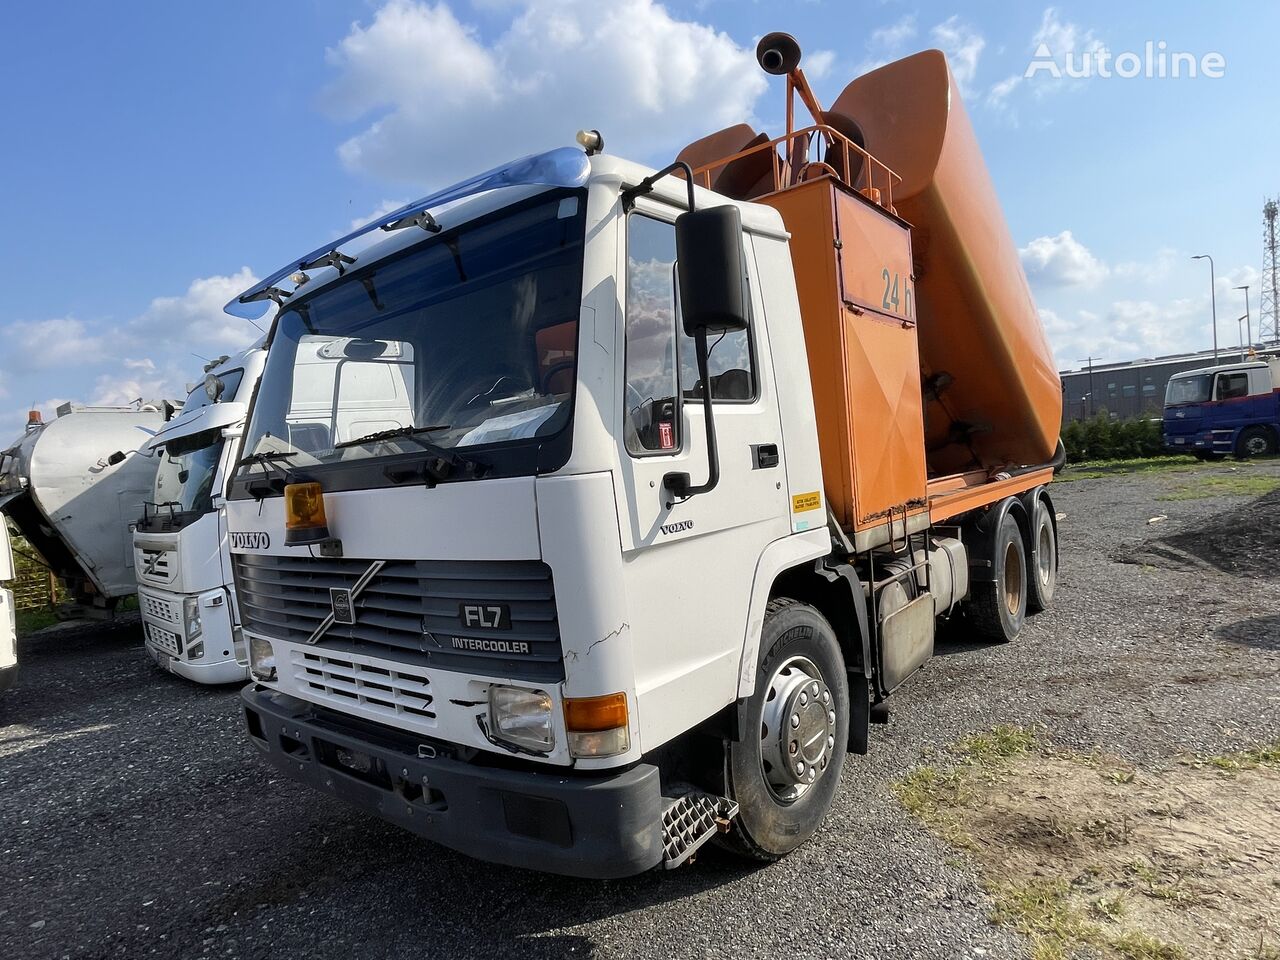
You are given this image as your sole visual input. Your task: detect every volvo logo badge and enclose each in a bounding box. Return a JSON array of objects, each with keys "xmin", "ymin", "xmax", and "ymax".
[
  {"xmin": 306, "ymin": 560, "xmax": 386, "ymax": 644},
  {"xmin": 330, "ymin": 588, "xmax": 355, "ymax": 625},
  {"xmin": 230, "ymin": 531, "xmax": 270, "ymax": 550}
]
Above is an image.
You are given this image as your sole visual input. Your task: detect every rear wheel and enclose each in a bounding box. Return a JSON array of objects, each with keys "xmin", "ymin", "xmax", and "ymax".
[
  {"xmin": 1235, "ymin": 426, "xmax": 1276, "ymax": 459},
  {"xmin": 967, "ymin": 512, "xmax": 1027, "ymax": 643},
  {"xmin": 1027, "ymin": 500, "xmax": 1057, "ymax": 614},
  {"xmin": 719, "ymin": 598, "xmax": 849, "ymax": 861}
]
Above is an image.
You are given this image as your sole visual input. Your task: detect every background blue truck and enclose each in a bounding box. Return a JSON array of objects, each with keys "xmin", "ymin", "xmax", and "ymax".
[{"xmin": 1163, "ymin": 357, "xmax": 1280, "ymax": 459}]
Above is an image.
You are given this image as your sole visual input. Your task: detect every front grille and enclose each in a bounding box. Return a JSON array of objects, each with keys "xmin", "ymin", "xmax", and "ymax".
[
  {"xmin": 145, "ymin": 622, "xmax": 182, "ymax": 656},
  {"xmin": 137, "ymin": 547, "xmax": 175, "ymax": 583},
  {"xmin": 140, "ymin": 591, "xmax": 179, "ymax": 625},
  {"xmin": 234, "ymin": 554, "xmax": 563, "ymax": 682},
  {"xmin": 290, "ymin": 650, "xmax": 436, "ymax": 724}
]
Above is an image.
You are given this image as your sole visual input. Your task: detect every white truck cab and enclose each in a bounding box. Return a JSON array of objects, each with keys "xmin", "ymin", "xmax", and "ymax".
[
  {"xmin": 135, "ymin": 348, "xmax": 266, "ymax": 683},
  {"xmin": 0, "ymin": 520, "xmax": 15, "ymax": 693}
]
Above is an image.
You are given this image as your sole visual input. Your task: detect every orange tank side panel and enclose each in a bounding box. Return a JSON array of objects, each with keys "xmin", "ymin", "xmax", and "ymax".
[
  {"xmin": 762, "ymin": 180, "xmax": 928, "ymax": 534},
  {"xmin": 761, "ymin": 182, "xmax": 855, "ymax": 527},
  {"xmin": 830, "ymin": 50, "xmax": 1063, "ymax": 476},
  {"xmin": 841, "ymin": 307, "xmax": 928, "ymax": 529},
  {"xmin": 834, "ymin": 191, "xmax": 916, "ymax": 321},
  {"xmin": 833, "ymin": 192, "xmax": 927, "ymax": 529}
]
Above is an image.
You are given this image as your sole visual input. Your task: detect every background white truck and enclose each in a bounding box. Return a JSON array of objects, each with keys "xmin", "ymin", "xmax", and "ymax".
[
  {"xmin": 135, "ymin": 349, "xmax": 266, "ymax": 683},
  {"xmin": 224, "ymin": 42, "xmax": 1062, "ymax": 878}
]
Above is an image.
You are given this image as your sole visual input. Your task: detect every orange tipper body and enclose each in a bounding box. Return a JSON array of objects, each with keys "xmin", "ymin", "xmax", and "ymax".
[
  {"xmin": 678, "ymin": 48, "xmax": 1061, "ymax": 542},
  {"xmin": 828, "ymin": 50, "xmax": 1062, "ymax": 478}
]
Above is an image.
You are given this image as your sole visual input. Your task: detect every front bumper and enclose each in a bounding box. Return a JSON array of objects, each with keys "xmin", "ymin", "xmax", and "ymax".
[
  {"xmin": 141, "ymin": 586, "xmax": 247, "ymax": 686},
  {"xmin": 242, "ymin": 685, "xmax": 665, "ymax": 878}
]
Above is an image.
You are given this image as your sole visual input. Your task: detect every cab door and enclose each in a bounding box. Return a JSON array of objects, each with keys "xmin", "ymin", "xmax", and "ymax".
[{"xmin": 612, "ymin": 199, "xmax": 792, "ymax": 744}]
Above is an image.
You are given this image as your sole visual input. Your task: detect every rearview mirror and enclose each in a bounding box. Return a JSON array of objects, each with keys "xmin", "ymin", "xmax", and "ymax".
[
  {"xmin": 675, "ymin": 206, "xmax": 749, "ymax": 337},
  {"xmin": 107, "ymin": 451, "xmax": 127, "ymax": 467}
]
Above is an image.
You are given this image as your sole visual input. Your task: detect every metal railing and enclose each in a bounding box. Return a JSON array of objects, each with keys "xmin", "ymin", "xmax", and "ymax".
[{"xmin": 687, "ymin": 124, "xmax": 902, "ymax": 212}]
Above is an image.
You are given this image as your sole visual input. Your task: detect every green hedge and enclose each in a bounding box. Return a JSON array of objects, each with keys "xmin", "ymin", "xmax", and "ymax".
[{"xmin": 1062, "ymin": 413, "xmax": 1165, "ymax": 463}]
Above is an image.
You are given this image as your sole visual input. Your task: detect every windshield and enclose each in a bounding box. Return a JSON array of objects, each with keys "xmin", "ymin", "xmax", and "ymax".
[
  {"xmin": 236, "ymin": 189, "xmax": 586, "ymax": 491},
  {"xmin": 1165, "ymin": 374, "xmax": 1211, "ymax": 405},
  {"xmin": 151, "ymin": 428, "xmax": 224, "ymax": 517}
]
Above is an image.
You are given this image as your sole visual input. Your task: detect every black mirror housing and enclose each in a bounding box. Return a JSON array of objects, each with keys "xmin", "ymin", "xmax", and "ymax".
[
  {"xmin": 675, "ymin": 206, "xmax": 749, "ymax": 337},
  {"xmin": 107, "ymin": 451, "xmax": 127, "ymax": 466}
]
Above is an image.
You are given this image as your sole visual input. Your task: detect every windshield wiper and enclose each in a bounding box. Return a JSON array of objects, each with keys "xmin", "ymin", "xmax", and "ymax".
[
  {"xmin": 238, "ymin": 450, "xmax": 298, "ymax": 469},
  {"xmin": 238, "ymin": 450, "xmax": 298, "ymax": 499},
  {"xmin": 334, "ymin": 424, "xmax": 451, "ymax": 450}
]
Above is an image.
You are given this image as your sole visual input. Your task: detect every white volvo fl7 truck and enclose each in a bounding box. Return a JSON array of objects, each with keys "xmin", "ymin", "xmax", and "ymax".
[
  {"xmin": 225, "ymin": 118, "xmax": 1060, "ymax": 876},
  {"xmin": 136, "ymin": 349, "xmax": 266, "ymax": 683}
]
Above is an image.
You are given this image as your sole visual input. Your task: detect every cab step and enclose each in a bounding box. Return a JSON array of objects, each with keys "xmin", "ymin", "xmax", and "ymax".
[{"xmin": 660, "ymin": 790, "xmax": 739, "ymax": 868}]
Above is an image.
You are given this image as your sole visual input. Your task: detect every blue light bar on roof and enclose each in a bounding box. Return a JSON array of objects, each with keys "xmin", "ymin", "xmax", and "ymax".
[{"xmin": 223, "ymin": 146, "xmax": 592, "ymax": 320}]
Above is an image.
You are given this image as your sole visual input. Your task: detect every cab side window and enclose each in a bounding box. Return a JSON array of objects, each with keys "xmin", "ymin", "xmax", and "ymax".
[
  {"xmin": 679, "ymin": 322, "xmax": 755, "ymax": 401},
  {"xmin": 1216, "ymin": 372, "xmax": 1249, "ymax": 400},
  {"xmin": 624, "ymin": 216, "xmax": 681, "ymax": 454}
]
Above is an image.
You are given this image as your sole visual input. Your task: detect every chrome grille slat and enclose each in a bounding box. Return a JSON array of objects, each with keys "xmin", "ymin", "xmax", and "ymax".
[{"xmin": 234, "ymin": 555, "xmax": 564, "ymax": 682}]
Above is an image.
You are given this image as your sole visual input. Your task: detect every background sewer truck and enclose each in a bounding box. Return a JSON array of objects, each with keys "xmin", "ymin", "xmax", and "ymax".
[
  {"xmin": 225, "ymin": 39, "xmax": 1062, "ymax": 878},
  {"xmin": 135, "ymin": 348, "xmax": 266, "ymax": 683}
]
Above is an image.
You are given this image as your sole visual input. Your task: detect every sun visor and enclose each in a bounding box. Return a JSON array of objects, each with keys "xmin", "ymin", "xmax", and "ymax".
[{"xmin": 146, "ymin": 402, "xmax": 246, "ymax": 452}]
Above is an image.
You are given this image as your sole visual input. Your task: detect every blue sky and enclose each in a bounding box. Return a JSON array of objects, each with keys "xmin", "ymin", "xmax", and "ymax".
[{"xmin": 1, "ymin": 1, "xmax": 1275, "ymax": 437}]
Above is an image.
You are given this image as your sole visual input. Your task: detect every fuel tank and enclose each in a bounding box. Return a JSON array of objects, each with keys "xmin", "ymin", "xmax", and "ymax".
[{"xmin": 827, "ymin": 50, "xmax": 1062, "ymax": 475}]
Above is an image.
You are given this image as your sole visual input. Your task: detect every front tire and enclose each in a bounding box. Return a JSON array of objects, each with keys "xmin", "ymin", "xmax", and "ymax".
[
  {"xmin": 966, "ymin": 511, "xmax": 1027, "ymax": 642},
  {"xmin": 1235, "ymin": 426, "xmax": 1276, "ymax": 460},
  {"xmin": 719, "ymin": 598, "xmax": 849, "ymax": 861}
]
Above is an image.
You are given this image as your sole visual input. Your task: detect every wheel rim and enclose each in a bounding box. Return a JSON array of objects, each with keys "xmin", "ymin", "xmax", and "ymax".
[
  {"xmin": 1246, "ymin": 435, "xmax": 1267, "ymax": 456},
  {"xmin": 1003, "ymin": 541, "xmax": 1024, "ymax": 615},
  {"xmin": 760, "ymin": 656, "xmax": 836, "ymax": 804},
  {"xmin": 1036, "ymin": 521, "xmax": 1053, "ymax": 588}
]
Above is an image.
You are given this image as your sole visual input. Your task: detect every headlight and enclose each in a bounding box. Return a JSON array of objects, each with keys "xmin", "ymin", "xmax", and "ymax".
[
  {"xmin": 488, "ymin": 685, "xmax": 554, "ymax": 752},
  {"xmin": 249, "ymin": 636, "xmax": 277, "ymax": 682},
  {"xmin": 183, "ymin": 597, "xmax": 203, "ymax": 641}
]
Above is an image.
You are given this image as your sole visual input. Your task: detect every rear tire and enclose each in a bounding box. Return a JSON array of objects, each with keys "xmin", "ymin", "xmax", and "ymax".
[
  {"xmin": 1027, "ymin": 500, "xmax": 1057, "ymax": 614},
  {"xmin": 718, "ymin": 598, "xmax": 849, "ymax": 862},
  {"xmin": 966, "ymin": 512, "xmax": 1027, "ymax": 643},
  {"xmin": 1235, "ymin": 426, "xmax": 1276, "ymax": 460}
]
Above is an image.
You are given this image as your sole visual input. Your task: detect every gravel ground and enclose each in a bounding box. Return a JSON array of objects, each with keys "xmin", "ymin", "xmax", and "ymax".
[{"xmin": 2, "ymin": 460, "xmax": 1278, "ymax": 960}]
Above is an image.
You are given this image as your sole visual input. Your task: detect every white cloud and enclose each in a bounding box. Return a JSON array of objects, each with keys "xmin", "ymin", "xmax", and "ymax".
[
  {"xmin": 805, "ymin": 49, "xmax": 837, "ymax": 80},
  {"xmin": 930, "ymin": 16, "xmax": 985, "ymax": 96},
  {"xmin": 129, "ymin": 267, "xmax": 270, "ymax": 350},
  {"xmin": 856, "ymin": 15, "xmax": 917, "ymax": 75},
  {"xmin": 2, "ymin": 317, "xmax": 107, "ymax": 369},
  {"xmin": 1020, "ymin": 231, "xmax": 1109, "ymax": 288},
  {"xmin": 123, "ymin": 357, "xmax": 157, "ymax": 373},
  {"xmin": 325, "ymin": 0, "xmax": 768, "ymax": 186}
]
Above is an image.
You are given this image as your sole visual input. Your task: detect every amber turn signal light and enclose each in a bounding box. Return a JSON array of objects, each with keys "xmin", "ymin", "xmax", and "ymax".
[
  {"xmin": 564, "ymin": 692, "xmax": 630, "ymax": 758},
  {"xmin": 283, "ymin": 481, "xmax": 331, "ymax": 545}
]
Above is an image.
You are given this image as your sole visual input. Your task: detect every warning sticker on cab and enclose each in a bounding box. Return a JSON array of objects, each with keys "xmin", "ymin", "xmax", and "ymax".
[{"xmin": 791, "ymin": 491, "xmax": 822, "ymax": 513}]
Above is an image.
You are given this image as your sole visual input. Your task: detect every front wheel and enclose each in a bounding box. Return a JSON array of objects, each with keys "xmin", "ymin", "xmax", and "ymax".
[
  {"xmin": 1235, "ymin": 426, "xmax": 1277, "ymax": 460},
  {"xmin": 719, "ymin": 598, "xmax": 849, "ymax": 861}
]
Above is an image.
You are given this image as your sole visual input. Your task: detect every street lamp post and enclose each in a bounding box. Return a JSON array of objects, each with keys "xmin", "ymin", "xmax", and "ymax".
[
  {"xmin": 1234, "ymin": 284, "xmax": 1251, "ymax": 352},
  {"xmin": 1192, "ymin": 254, "xmax": 1218, "ymax": 363}
]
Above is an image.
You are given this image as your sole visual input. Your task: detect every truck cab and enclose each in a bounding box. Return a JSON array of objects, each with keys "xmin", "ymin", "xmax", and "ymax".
[
  {"xmin": 0, "ymin": 519, "xmax": 15, "ymax": 694},
  {"xmin": 1163, "ymin": 358, "xmax": 1280, "ymax": 459},
  {"xmin": 135, "ymin": 348, "xmax": 266, "ymax": 683}
]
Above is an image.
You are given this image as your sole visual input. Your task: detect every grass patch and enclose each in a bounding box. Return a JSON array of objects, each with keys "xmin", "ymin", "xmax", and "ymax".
[
  {"xmin": 992, "ymin": 880, "xmax": 1095, "ymax": 960},
  {"xmin": 894, "ymin": 732, "xmax": 1280, "ymax": 959},
  {"xmin": 15, "ymin": 607, "xmax": 59, "ymax": 635},
  {"xmin": 1156, "ymin": 474, "xmax": 1280, "ymax": 501}
]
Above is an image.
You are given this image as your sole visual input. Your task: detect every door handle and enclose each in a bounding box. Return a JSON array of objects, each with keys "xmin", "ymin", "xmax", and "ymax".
[{"xmin": 753, "ymin": 443, "xmax": 779, "ymax": 469}]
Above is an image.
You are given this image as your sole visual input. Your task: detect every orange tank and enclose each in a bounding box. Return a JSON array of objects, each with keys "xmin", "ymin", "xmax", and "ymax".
[{"xmin": 827, "ymin": 50, "xmax": 1062, "ymax": 476}]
